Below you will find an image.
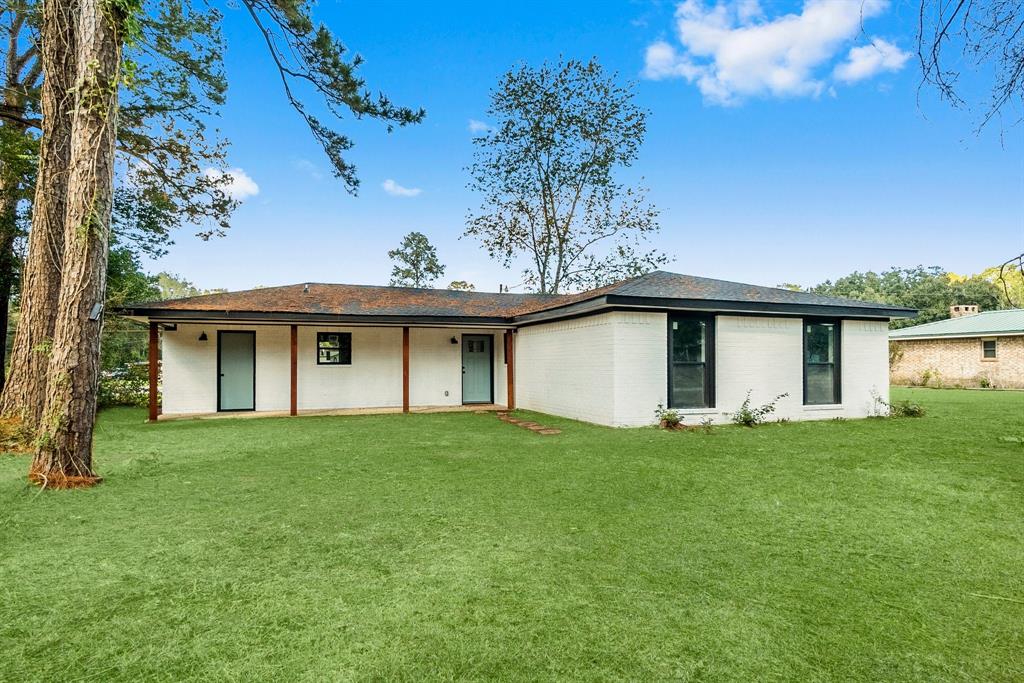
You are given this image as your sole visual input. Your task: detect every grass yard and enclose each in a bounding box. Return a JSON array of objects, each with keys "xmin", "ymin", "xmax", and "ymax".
[{"xmin": 1, "ymin": 388, "xmax": 1022, "ymax": 681}]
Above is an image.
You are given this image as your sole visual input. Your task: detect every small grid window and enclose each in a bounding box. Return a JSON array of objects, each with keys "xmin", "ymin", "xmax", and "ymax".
[
  {"xmin": 982, "ymin": 339, "xmax": 997, "ymax": 359},
  {"xmin": 317, "ymin": 332, "xmax": 351, "ymax": 365}
]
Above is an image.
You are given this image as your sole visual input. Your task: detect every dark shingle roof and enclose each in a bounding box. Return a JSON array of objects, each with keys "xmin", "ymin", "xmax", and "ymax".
[
  {"xmin": 118, "ymin": 271, "xmax": 915, "ymax": 322},
  {"xmin": 132, "ymin": 282, "xmax": 563, "ymax": 319}
]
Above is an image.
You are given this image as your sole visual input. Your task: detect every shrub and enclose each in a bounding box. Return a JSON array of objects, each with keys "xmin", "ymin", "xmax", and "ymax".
[
  {"xmin": 730, "ymin": 391, "xmax": 788, "ymax": 427},
  {"xmin": 978, "ymin": 375, "xmax": 992, "ymax": 389},
  {"xmin": 654, "ymin": 404, "xmax": 683, "ymax": 430},
  {"xmin": 889, "ymin": 400, "xmax": 926, "ymax": 418},
  {"xmin": 99, "ymin": 364, "xmax": 151, "ymax": 409},
  {"xmin": 873, "ymin": 393, "xmax": 926, "ymax": 418},
  {"xmin": 920, "ymin": 368, "xmax": 943, "ymax": 388}
]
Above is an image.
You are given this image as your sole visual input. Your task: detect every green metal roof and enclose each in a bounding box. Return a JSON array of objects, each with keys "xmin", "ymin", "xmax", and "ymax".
[{"xmin": 889, "ymin": 309, "xmax": 1024, "ymax": 339}]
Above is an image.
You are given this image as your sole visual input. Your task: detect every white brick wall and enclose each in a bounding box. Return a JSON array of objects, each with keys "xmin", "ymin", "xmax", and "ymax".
[
  {"xmin": 409, "ymin": 328, "xmax": 507, "ymax": 407},
  {"xmin": 515, "ymin": 313, "xmax": 891, "ymax": 427},
  {"xmin": 161, "ymin": 323, "xmax": 507, "ymax": 415},
  {"xmin": 514, "ymin": 311, "xmax": 665, "ymax": 427},
  {"xmin": 514, "ymin": 313, "xmax": 619, "ymax": 425},
  {"xmin": 161, "ymin": 314, "xmax": 890, "ymax": 424},
  {"xmin": 162, "ymin": 323, "xmax": 290, "ymax": 414}
]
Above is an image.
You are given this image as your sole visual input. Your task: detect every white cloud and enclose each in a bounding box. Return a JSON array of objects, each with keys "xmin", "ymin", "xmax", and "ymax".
[
  {"xmin": 642, "ymin": 0, "xmax": 908, "ymax": 105},
  {"xmin": 381, "ymin": 179, "xmax": 422, "ymax": 197},
  {"xmin": 468, "ymin": 119, "xmax": 492, "ymax": 133},
  {"xmin": 204, "ymin": 167, "xmax": 260, "ymax": 201},
  {"xmin": 834, "ymin": 38, "xmax": 910, "ymax": 83}
]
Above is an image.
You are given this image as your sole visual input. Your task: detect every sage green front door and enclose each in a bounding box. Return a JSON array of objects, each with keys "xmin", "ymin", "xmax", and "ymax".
[
  {"xmin": 462, "ymin": 335, "xmax": 492, "ymax": 404},
  {"xmin": 218, "ymin": 331, "xmax": 255, "ymax": 411}
]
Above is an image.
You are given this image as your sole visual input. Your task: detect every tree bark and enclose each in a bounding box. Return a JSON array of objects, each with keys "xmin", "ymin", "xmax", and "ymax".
[
  {"xmin": 31, "ymin": 0, "xmax": 124, "ymax": 487},
  {"xmin": 0, "ymin": 0, "xmax": 77, "ymax": 426}
]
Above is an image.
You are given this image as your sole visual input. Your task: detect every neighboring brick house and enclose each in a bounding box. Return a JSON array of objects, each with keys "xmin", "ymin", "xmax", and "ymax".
[{"xmin": 890, "ymin": 307, "xmax": 1024, "ymax": 389}]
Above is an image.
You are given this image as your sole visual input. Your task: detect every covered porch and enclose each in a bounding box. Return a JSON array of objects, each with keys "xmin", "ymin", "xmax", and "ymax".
[{"xmin": 145, "ymin": 321, "xmax": 516, "ymax": 421}]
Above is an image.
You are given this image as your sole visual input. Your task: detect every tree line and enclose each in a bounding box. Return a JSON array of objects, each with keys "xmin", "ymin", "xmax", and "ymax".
[{"xmin": 784, "ymin": 264, "xmax": 1023, "ymax": 328}]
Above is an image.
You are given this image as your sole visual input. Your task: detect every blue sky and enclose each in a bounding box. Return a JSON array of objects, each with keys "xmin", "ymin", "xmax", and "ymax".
[{"xmin": 143, "ymin": 0, "xmax": 1023, "ymax": 293}]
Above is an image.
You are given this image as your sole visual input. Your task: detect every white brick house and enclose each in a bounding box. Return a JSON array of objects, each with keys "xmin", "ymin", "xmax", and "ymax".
[{"xmin": 118, "ymin": 271, "xmax": 914, "ymax": 427}]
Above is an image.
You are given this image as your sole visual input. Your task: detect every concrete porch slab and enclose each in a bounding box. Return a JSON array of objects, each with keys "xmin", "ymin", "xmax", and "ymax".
[{"xmin": 156, "ymin": 404, "xmax": 507, "ymax": 422}]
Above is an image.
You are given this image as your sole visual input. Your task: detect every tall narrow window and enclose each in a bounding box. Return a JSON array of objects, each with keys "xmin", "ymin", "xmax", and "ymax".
[
  {"xmin": 804, "ymin": 320, "xmax": 840, "ymax": 405},
  {"xmin": 317, "ymin": 332, "xmax": 352, "ymax": 365},
  {"xmin": 982, "ymin": 339, "xmax": 996, "ymax": 359},
  {"xmin": 669, "ymin": 314, "xmax": 714, "ymax": 409}
]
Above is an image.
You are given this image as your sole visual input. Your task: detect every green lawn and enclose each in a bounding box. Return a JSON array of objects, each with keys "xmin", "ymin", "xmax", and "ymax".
[{"xmin": 1, "ymin": 388, "xmax": 1021, "ymax": 681}]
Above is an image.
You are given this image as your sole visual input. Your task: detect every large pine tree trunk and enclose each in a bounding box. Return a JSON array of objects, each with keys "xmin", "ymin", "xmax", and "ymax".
[
  {"xmin": 30, "ymin": 0, "xmax": 124, "ymax": 488},
  {"xmin": 0, "ymin": 0, "xmax": 77, "ymax": 426}
]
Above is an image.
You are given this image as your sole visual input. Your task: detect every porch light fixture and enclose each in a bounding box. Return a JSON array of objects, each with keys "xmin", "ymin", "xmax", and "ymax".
[
  {"xmin": 450, "ymin": 337, "xmax": 458, "ymax": 345},
  {"xmin": 198, "ymin": 331, "xmax": 208, "ymax": 342}
]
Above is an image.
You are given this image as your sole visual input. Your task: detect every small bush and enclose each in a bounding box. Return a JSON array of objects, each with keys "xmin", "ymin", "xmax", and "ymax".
[
  {"xmin": 730, "ymin": 391, "xmax": 788, "ymax": 427},
  {"xmin": 978, "ymin": 375, "xmax": 992, "ymax": 389},
  {"xmin": 874, "ymin": 393, "xmax": 926, "ymax": 418},
  {"xmin": 889, "ymin": 400, "xmax": 926, "ymax": 418},
  {"xmin": 919, "ymin": 368, "xmax": 943, "ymax": 388},
  {"xmin": 654, "ymin": 404, "xmax": 684, "ymax": 430},
  {"xmin": 99, "ymin": 364, "xmax": 151, "ymax": 409}
]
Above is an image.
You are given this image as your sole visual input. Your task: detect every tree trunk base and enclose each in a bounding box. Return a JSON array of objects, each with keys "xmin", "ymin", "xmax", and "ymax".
[{"xmin": 28, "ymin": 466, "xmax": 102, "ymax": 489}]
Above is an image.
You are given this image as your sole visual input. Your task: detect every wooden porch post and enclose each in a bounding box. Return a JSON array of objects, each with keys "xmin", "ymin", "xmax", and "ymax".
[
  {"xmin": 148, "ymin": 321, "xmax": 159, "ymax": 422},
  {"xmin": 402, "ymin": 326, "xmax": 410, "ymax": 413},
  {"xmin": 505, "ymin": 329, "xmax": 515, "ymax": 410},
  {"xmin": 289, "ymin": 324, "xmax": 298, "ymax": 416}
]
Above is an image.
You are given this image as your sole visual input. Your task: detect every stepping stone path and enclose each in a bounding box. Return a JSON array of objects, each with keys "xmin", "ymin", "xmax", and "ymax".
[{"xmin": 495, "ymin": 412, "xmax": 561, "ymax": 436}]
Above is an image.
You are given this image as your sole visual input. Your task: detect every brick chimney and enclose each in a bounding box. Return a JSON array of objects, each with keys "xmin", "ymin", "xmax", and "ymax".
[{"xmin": 950, "ymin": 304, "xmax": 979, "ymax": 318}]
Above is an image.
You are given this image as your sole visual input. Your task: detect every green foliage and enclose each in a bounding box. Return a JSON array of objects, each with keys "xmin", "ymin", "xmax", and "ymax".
[
  {"xmin": 805, "ymin": 266, "xmax": 1005, "ymax": 328},
  {"xmin": 730, "ymin": 391, "xmax": 788, "ymax": 427},
  {"xmin": 238, "ymin": 0, "xmax": 424, "ymax": 193},
  {"xmin": 654, "ymin": 403, "xmax": 682, "ymax": 429},
  {"xmin": 979, "ymin": 259, "xmax": 1024, "ymax": 308},
  {"xmin": 466, "ymin": 58, "xmax": 665, "ymax": 293},
  {"xmin": 448, "ymin": 280, "xmax": 475, "ymax": 291},
  {"xmin": 98, "ymin": 363, "xmax": 149, "ymax": 408},
  {"xmin": 155, "ymin": 271, "xmax": 224, "ymax": 300},
  {"xmin": 388, "ymin": 231, "xmax": 445, "ymax": 288}
]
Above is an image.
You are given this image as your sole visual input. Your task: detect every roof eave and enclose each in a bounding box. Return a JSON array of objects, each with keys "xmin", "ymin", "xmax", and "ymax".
[
  {"xmin": 115, "ymin": 307, "xmax": 515, "ymax": 327},
  {"xmin": 514, "ymin": 295, "xmax": 916, "ymax": 324}
]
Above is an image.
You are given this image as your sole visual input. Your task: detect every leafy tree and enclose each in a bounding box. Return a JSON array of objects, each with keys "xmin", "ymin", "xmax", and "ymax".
[
  {"xmin": 155, "ymin": 272, "xmax": 225, "ymax": 300},
  {"xmin": 389, "ymin": 231, "xmax": 445, "ymax": 288},
  {"xmin": 448, "ymin": 280, "xmax": 475, "ymax": 291},
  {"xmin": 0, "ymin": 0, "xmax": 235, "ymax": 416},
  {"xmin": 14, "ymin": 0, "xmax": 424, "ymax": 486},
  {"xmin": 466, "ymin": 58, "xmax": 665, "ymax": 294},
  {"xmin": 981, "ymin": 254, "xmax": 1024, "ymax": 307},
  {"xmin": 808, "ymin": 266, "xmax": 1004, "ymax": 328}
]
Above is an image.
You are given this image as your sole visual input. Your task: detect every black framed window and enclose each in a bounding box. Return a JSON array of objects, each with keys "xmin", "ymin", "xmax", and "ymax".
[
  {"xmin": 668, "ymin": 314, "xmax": 714, "ymax": 409},
  {"xmin": 982, "ymin": 339, "xmax": 996, "ymax": 359},
  {"xmin": 317, "ymin": 332, "xmax": 351, "ymax": 365},
  {"xmin": 804, "ymin": 320, "xmax": 840, "ymax": 405}
]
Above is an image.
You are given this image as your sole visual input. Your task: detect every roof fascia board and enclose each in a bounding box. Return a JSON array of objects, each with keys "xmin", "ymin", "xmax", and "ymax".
[
  {"xmin": 120, "ymin": 308, "xmax": 514, "ymax": 327},
  {"xmin": 890, "ymin": 331, "xmax": 1023, "ymax": 340}
]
